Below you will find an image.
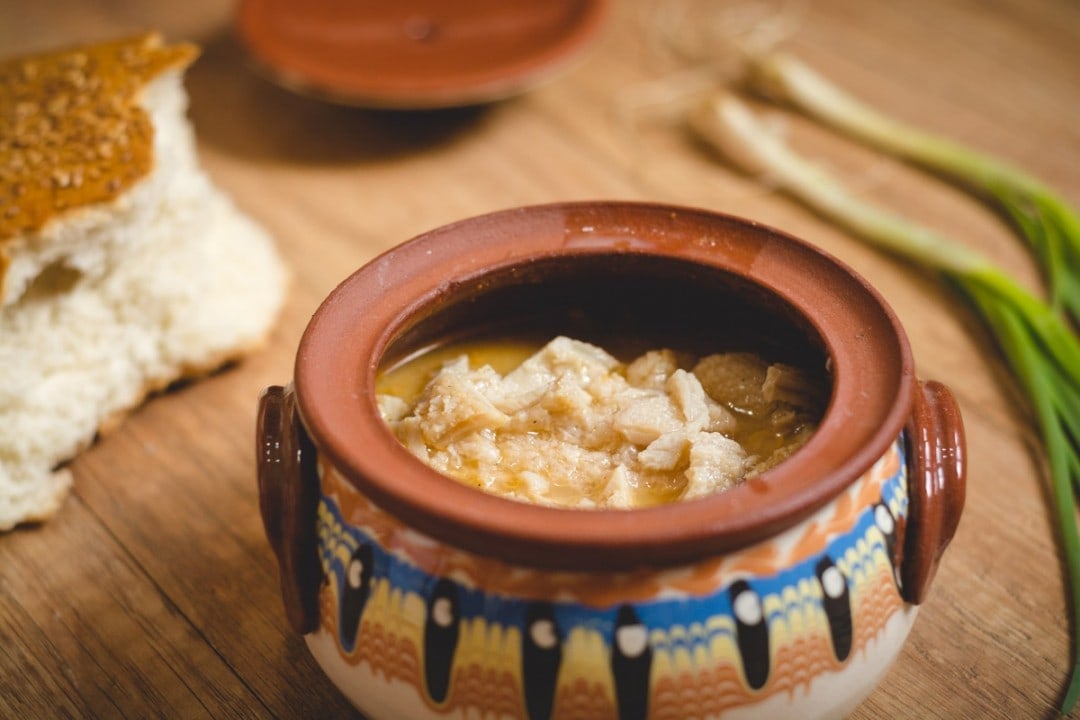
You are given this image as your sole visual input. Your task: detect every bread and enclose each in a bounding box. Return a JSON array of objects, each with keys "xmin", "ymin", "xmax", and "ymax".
[{"xmin": 0, "ymin": 34, "xmax": 288, "ymax": 529}]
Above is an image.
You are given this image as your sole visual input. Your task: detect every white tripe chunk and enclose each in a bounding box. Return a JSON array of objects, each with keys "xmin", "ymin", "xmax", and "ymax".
[
  {"xmin": 541, "ymin": 336, "xmax": 621, "ymax": 375},
  {"xmin": 454, "ymin": 429, "xmax": 501, "ymax": 466},
  {"xmin": 602, "ymin": 464, "xmax": 636, "ymax": 507},
  {"xmin": 381, "ymin": 336, "xmax": 782, "ymax": 509},
  {"xmin": 518, "ymin": 471, "xmax": 551, "ymax": 499},
  {"xmin": 411, "ymin": 357, "xmax": 509, "ymax": 447},
  {"xmin": 377, "ymin": 394, "xmax": 410, "ymax": 423},
  {"xmin": 667, "ymin": 368, "xmax": 710, "ymax": 431},
  {"xmin": 395, "ymin": 418, "xmax": 432, "ymax": 462},
  {"xmin": 683, "ymin": 432, "xmax": 747, "ymax": 499},
  {"xmin": 495, "ymin": 358, "xmax": 555, "ymax": 414},
  {"xmin": 541, "ymin": 370, "xmax": 595, "ymax": 417},
  {"xmin": 639, "ymin": 431, "xmax": 690, "ymax": 471},
  {"xmin": 625, "ymin": 349, "xmax": 678, "ymax": 390},
  {"xmin": 494, "ymin": 336, "xmax": 618, "ymax": 413},
  {"xmin": 613, "ymin": 392, "xmax": 683, "ymax": 445},
  {"xmin": 705, "ymin": 396, "xmax": 738, "ymax": 433}
]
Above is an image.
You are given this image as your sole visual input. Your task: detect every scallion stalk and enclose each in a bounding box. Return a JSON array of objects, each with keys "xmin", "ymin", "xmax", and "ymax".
[
  {"xmin": 691, "ymin": 94, "xmax": 1080, "ymax": 713},
  {"xmin": 744, "ymin": 53, "xmax": 1080, "ymax": 326}
]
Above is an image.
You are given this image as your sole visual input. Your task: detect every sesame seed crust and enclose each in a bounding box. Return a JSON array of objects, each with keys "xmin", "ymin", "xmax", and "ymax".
[{"xmin": 0, "ymin": 33, "xmax": 198, "ymax": 244}]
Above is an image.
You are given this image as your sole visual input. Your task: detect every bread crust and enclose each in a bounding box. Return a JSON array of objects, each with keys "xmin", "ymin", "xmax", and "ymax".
[
  {"xmin": 0, "ymin": 34, "xmax": 287, "ymax": 531},
  {"xmin": 0, "ymin": 33, "xmax": 197, "ymax": 295}
]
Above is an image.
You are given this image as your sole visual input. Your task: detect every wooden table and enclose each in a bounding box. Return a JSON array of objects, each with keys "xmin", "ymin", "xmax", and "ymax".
[{"xmin": 2, "ymin": 1, "xmax": 1078, "ymax": 717}]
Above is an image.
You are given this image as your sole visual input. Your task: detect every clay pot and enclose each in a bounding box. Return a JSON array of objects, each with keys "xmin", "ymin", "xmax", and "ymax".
[{"xmin": 257, "ymin": 201, "xmax": 965, "ymax": 720}]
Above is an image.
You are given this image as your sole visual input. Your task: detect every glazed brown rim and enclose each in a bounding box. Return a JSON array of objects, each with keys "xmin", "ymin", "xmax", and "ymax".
[{"xmin": 294, "ymin": 201, "xmax": 915, "ymax": 570}]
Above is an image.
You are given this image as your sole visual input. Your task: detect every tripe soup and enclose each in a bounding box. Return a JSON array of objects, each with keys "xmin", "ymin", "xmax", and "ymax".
[{"xmin": 377, "ymin": 335, "xmax": 824, "ymax": 509}]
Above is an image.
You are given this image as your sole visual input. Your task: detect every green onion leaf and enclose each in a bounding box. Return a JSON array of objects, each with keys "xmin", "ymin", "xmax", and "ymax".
[
  {"xmin": 745, "ymin": 53, "xmax": 1080, "ymax": 326},
  {"xmin": 691, "ymin": 93, "xmax": 1080, "ymax": 713}
]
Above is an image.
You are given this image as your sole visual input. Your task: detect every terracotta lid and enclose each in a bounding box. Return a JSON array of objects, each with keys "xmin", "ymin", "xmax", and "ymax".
[{"xmin": 235, "ymin": 0, "xmax": 608, "ymax": 108}]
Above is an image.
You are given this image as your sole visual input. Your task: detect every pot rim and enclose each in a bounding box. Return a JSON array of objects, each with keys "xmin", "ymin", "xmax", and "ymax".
[{"xmin": 294, "ymin": 201, "xmax": 914, "ymax": 570}]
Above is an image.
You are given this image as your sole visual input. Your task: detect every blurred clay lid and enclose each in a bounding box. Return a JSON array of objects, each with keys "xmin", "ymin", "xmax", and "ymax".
[{"xmin": 235, "ymin": 0, "xmax": 609, "ymax": 108}]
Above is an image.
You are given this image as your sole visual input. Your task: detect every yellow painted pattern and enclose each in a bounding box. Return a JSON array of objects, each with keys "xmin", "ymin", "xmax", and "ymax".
[{"xmin": 313, "ymin": 439, "xmax": 909, "ymax": 717}]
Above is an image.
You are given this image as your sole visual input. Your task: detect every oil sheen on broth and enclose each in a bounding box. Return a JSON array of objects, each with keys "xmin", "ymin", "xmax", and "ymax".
[{"xmin": 376, "ymin": 336, "xmax": 824, "ymax": 509}]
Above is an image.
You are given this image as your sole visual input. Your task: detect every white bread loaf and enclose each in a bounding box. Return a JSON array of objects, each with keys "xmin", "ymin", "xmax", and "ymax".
[{"xmin": 0, "ymin": 34, "xmax": 288, "ymax": 529}]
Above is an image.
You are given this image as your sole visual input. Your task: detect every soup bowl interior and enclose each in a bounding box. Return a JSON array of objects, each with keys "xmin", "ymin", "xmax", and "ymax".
[
  {"xmin": 294, "ymin": 201, "xmax": 913, "ymax": 570},
  {"xmin": 379, "ymin": 252, "xmax": 826, "ymax": 372}
]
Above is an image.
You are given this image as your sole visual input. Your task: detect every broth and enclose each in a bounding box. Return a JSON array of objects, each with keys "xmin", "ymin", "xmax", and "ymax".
[{"xmin": 377, "ymin": 335, "xmax": 824, "ymax": 509}]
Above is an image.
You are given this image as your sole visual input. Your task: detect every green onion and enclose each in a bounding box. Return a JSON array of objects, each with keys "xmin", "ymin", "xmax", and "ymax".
[
  {"xmin": 691, "ymin": 94, "xmax": 1080, "ymax": 713},
  {"xmin": 743, "ymin": 53, "xmax": 1080, "ymax": 327}
]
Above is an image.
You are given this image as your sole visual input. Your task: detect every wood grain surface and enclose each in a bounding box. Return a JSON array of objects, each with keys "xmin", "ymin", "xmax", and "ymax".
[{"xmin": 2, "ymin": 1, "xmax": 1078, "ymax": 718}]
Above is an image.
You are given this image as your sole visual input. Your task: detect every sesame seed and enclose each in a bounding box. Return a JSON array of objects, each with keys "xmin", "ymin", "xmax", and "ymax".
[{"xmin": 0, "ymin": 33, "xmax": 198, "ymax": 240}]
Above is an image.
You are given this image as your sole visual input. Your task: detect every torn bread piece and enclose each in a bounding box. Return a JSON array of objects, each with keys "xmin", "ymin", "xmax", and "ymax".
[{"xmin": 0, "ymin": 34, "xmax": 288, "ymax": 529}]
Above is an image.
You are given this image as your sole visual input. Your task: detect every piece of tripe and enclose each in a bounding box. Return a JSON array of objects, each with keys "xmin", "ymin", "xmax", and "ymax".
[{"xmin": 0, "ymin": 34, "xmax": 288, "ymax": 529}]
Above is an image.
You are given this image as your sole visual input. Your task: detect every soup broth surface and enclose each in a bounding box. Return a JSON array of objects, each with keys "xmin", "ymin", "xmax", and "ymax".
[{"xmin": 377, "ymin": 335, "xmax": 824, "ymax": 509}]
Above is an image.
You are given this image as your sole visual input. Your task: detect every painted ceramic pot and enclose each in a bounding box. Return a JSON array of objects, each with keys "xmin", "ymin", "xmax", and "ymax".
[{"xmin": 257, "ymin": 202, "xmax": 965, "ymax": 720}]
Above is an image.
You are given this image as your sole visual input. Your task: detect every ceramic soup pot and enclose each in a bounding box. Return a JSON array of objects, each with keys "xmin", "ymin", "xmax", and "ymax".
[{"xmin": 257, "ymin": 201, "xmax": 965, "ymax": 720}]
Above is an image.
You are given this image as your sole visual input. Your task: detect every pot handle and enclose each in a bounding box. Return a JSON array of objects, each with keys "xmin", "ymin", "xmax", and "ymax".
[
  {"xmin": 900, "ymin": 380, "xmax": 966, "ymax": 605},
  {"xmin": 256, "ymin": 384, "xmax": 321, "ymax": 634}
]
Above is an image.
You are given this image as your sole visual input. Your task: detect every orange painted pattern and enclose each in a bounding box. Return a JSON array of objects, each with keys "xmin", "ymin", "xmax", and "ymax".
[
  {"xmin": 318, "ymin": 578, "xmax": 336, "ymax": 637},
  {"xmin": 318, "ymin": 439, "xmax": 904, "ymax": 607},
  {"xmin": 314, "ymin": 441, "xmax": 908, "ymax": 718},
  {"xmin": 552, "ymin": 678, "xmax": 618, "ymax": 720},
  {"xmin": 646, "ymin": 562, "xmax": 901, "ymax": 717},
  {"xmin": 772, "ymin": 632, "xmax": 842, "ymax": 692},
  {"xmin": 444, "ymin": 664, "xmax": 524, "ymax": 719},
  {"xmin": 649, "ymin": 664, "xmax": 752, "ymax": 719},
  {"xmin": 723, "ymin": 444, "xmax": 902, "ymax": 579},
  {"xmin": 851, "ymin": 564, "xmax": 904, "ymax": 651},
  {"xmin": 320, "ymin": 578, "xmax": 424, "ymax": 691},
  {"xmin": 357, "ymin": 621, "xmax": 422, "ymax": 686}
]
